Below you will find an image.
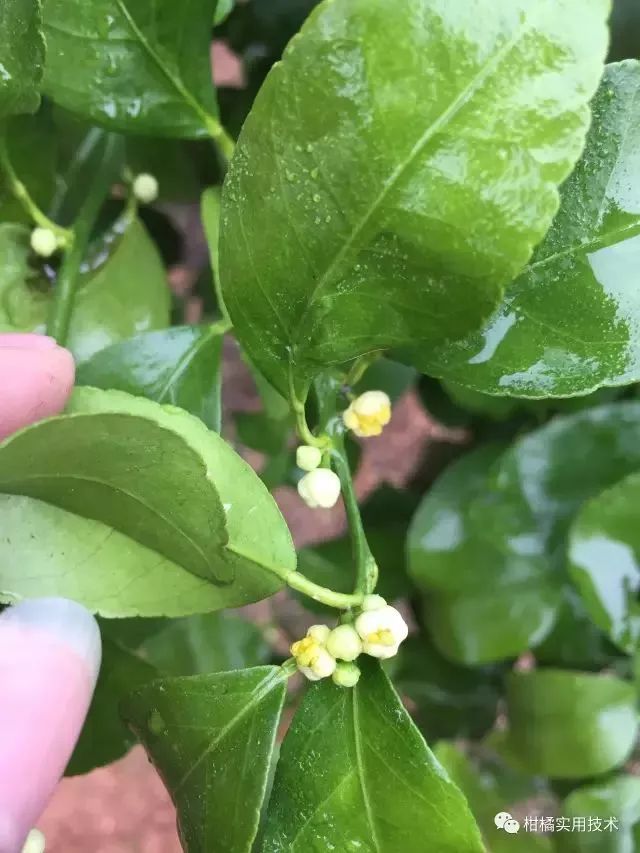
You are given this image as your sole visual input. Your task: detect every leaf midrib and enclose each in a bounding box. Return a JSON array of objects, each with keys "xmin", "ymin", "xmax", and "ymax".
[
  {"xmin": 113, "ymin": 0, "xmax": 215, "ymax": 132},
  {"xmin": 155, "ymin": 328, "xmax": 216, "ymax": 403},
  {"xmin": 173, "ymin": 670, "xmax": 284, "ymax": 792},
  {"xmin": 351, "ymin": 687, "xmax": 382, "ymax": 852},
  {"xmin": 290, "ymin": 3, "xmax": 538, "ymax": 352},
  {"xmin": 0, "ymin": 471, "xmax": 218, "ymax": 577}
]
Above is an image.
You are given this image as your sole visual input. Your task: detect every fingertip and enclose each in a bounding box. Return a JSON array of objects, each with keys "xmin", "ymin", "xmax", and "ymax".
[
  {"xmin": 0, "ymin": 598, "xmax": 101, "ymax": 683},
  {"xmin": 0, "ymin": 334, "xmax": 75, "ymax": 440}
]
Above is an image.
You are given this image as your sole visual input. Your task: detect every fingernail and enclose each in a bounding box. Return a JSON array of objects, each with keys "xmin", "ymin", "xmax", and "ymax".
[
  {"xmin": 0, "ymin": 599, "xmax": 101, "ymax": 851},
  {"xmin": 0, "ymin": 335, "xmax": 57, "ymax": 352}
]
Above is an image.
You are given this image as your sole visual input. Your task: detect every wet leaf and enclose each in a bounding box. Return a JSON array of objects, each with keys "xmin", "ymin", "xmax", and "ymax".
[
  {"xmin": 220, "ymin": 0, "xmax": 609, "ymax": 395},
  {"xmin": 261, "ymin": 660, "xmax": 484, "ymax": 852},
  {"xmin": 427, "ymin": 62, "xmax": 640, "ymax": 397},
  {"xmin": 569, "ymin": 471, "xmax": 640, "ymax": 654},
  {"xmin": 124, "ymin": 666, "xmax": 287, "ymax": 853},
  {"xmin": 409, "ymin": 403, "xmax": 640, "ymax": 663},
  {"xmin": 42, "ymin": 0, "xmax": 221, "ymax": 137},
  {"xmin": 77, "ymin": 325, "xmax": 224, "ymax": 431},
  {"xmin": 0, "ymin": 0, "xmax": 45, "ymax": 118}
]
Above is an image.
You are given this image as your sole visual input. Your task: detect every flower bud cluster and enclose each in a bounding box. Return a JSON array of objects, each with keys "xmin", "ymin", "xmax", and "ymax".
[{"xmin": 290, "ymin": 596, "xmax": 408, "ymax": 687}]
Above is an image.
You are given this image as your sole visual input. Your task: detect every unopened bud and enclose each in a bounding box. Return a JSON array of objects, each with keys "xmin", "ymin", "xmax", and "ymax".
[
  {"xmin": 332, "ymin": 662, "xmax": 361, "ymax": 688},
  {"xmin": 326, "ymin": 624, "xmax": 362, "ymax": 662},
  {"xmin": 296, "ymin": 445, "xmax": 322, "ymax": 472},
  {"xmin": 30, "ymin": 227, "xmax": 58, "ymax": 258},
  {"xmin": 133, "ymin": 173, "xmax": 159, "ymax": 204},
  {"xmin": 297, "ymin": 468, "xmax": 341, "ymax": 509}
]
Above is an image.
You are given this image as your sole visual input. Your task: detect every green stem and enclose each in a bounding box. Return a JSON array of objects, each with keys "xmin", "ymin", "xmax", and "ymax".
[
  {"xmin": 225, "ymin": 543, "xmax": 362, "ymax": 609},
  {"xmin": 0, "ymin": 135, "xmax": 74, "ymax": 246},
  {"xmin": 289, "ymin": 366, "xmax": 329, "ymax": 449},
  {"xmin": 331, "ymin": 440, "xmax": 378, "ymax": 596},
  {"xmin": 206, "ymin": 118, "xmax": 236, "ymax": 165},
  {"xmin": 46, "ymin": 135, "xmax": 120, "ymax": 344},
  {"xmin": 285, "ymin": 570, "xmax": 364, "ymax": 609}
]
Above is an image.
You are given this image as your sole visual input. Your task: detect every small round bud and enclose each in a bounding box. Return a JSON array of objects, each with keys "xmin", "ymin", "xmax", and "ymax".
[
  {"xmin": 30, "ymin": 227, "xmax": 58, "ymax": 258},
  {"xmin": 361, "ymin": 594, "xmax": 387, "ymax": 612},
  {"xmin": 133, "ymin": 172, "xmax": 159, "ymax": 204},
  {"xmin": 355, "ymin": 605, "xmax": 408, "ymax": 660},
  {"xmin": 332, "ymin": 662, "xmax": 361, "ymax": 688},
  {"xmin": 307, "ymin": 624, "xmax": 330, "ymax": 644},
  {"xmin": 297, "ymin": 468, "xmax": 341, "ymax": 509},
  {"xmin": 296, "ymin": 444, "xmax": 322, "ymax": 472},
  {"xmin": 343, "ymin": 390, "xmax": 392, "ymax": 437},
  {"xmin": 326, "ymin": 624, "xmax": 362, "ymax": 662},
  {"xmin": 22, "ymin": 829, "xmax": 46, "ymax": 853}
]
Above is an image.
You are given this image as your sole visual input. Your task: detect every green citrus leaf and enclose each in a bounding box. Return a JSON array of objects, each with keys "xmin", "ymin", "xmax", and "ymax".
[
  {"xmin": 76, "ymin": 325, "xmax": 224, "ymax": 431},
  {"xmin": 426, "ymin": 61, "xmax": 640, "ymax": 398},
  {"xmin": 220, "ymin": 0, "xmax": 609, "ymax": 395},
  {"xmin": 42, "ymin": 0, "xmax": 221, "ymax": 137},
  {"xmin": 261, "ymin": 660, "xmax": 484, "ymax": 852},
  {"xmin": 140, "ymin": 612, "xmax": 270, "ymax": 675},
  {"xmin": 124, "ymin": 666, "xmax": 287, "ymax": 853},
  {"xmin": 558, "ymin": 775, "xmax": 640, "ymax": 852},
  {"xmin": 505, "ymin": 669, "xmax": 638, "ymax": 779},
  {"xmin": 0, "ymin": 0, "xmax": 45, "ymax": 118},
  {"xmin": 0, "ymin": 387, "xmax": 294, "ymax": 614},
  {"xmin": 569, "ymin": 471, "xmax": 640, "ymax": 655},
  {"xmin": 409, "ymin": 403, "xmax": 640, "ymax": 663}
]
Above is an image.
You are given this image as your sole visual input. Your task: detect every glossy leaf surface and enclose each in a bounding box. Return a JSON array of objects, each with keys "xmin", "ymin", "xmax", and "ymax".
[
  {"xmin": 427, "ymin": 61, "xmax": 640, "ymax": 397},
  {"xmin": 42, "ymin": 0, "xmax": 220, "ymax": 137},
  {"xmin": 505, "ymin": 669, "xmax": 638, "ymax": 779},
  {"xmin": 0, "ymin": 0, "xmax": 45, "ymax": 118},
  {"xmin": 0, "ymin": 388, "xmax": 293, "ymax": 615},
  {"xmin": 261, "ymin": 660, "xmax": 484, "ymax": 852},
  {"xmin": 408, "ymin": 403, "xmax": 640, "ymax": 663},
  {"xmin": 559, "ymin": 775, "xmax": 640, "ymax": 852},
  {"xmin": 408, "ymin": 444, "xmax": 559, "ymax": 663},
  {"xmin": 77, "ymin": 325, "xmax": 224, "ymax": 431},
  {"xmin": 569, "ymin": 472, "xmax": 640, "ymax": 654},
  {"xmin": 220, "ymin": 0, "xmax": 609, "ymax": 395},
  {"xmin": 124, "ymin": 666, "xmax": 286, "ymax": 853}
]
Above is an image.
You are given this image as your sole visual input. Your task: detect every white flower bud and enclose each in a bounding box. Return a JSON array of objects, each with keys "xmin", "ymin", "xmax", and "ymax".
[
  {"xmin": 326, "ymin": 624, "xmax": 362, "ymax": 662},
  {"xmin": 361, "ymin": 594, "xmax": 387, "ymax": 612},
  {"xmin": 343, "ymin": 390, "xmax": 392, "ymax": 437},
  {"xmin": 30, "ymin": 227, "xmax": 58, "ymax": 258},
  {"xmin": 21, "ymin": 829, "xmax": 45, "ymax": 853},
  {"xmin": 332, "ymin": 662, "xmax": 361, "ymax": 688},
  {"xmin": 291, "ymin": 627, "xmax": 336, "ymax": 681},
  {"xmin": 307, "ymin": 624, "xmax": 330, "ymax": 644},
  {"xmin": 133, "ymin": 172, "xmax": 159, "ymax": 204},
  {"xmin": 355, "ymin": 604, "xmax": 408, "ymax": 660},
  {"xmin": 297, "ymin": 468, "xmax": 341, "ymax": 509},
  {"xmin": 296, "ymin": 444, "xmax": 322, "ymax": 472}
]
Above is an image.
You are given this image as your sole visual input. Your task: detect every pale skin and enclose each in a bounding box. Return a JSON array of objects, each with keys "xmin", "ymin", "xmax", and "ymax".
[{"xmin": 0, "ymin": 333, "xmax": 102, "ymax": 853}]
